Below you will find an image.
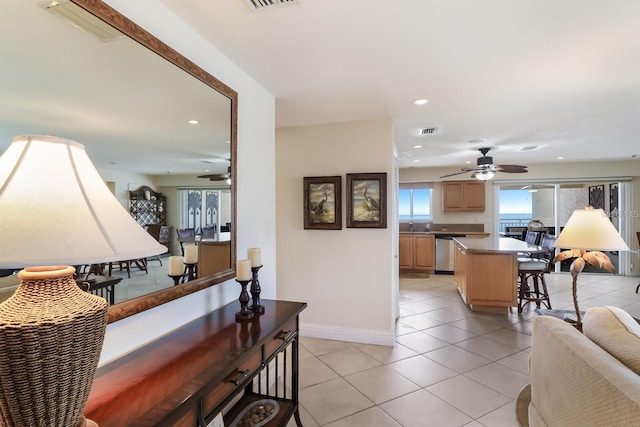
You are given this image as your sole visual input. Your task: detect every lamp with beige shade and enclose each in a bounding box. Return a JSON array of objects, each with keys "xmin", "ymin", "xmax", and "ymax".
[
  {"xmin": 554, "ymin": 206, "xmax": 629, "ymax": 328},
  {"xmin": 0, "ymin": 135, "xmax": 165, "ymax": 427}
]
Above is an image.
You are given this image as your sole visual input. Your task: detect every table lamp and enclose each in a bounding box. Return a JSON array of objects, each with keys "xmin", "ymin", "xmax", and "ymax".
[
  {"xmin": 0, "ymin": 135, "xmax": 166, "ymax": 427},
  {"xmin": 554, "ymin": 206, "xmax": 629, "ymax": 327}
]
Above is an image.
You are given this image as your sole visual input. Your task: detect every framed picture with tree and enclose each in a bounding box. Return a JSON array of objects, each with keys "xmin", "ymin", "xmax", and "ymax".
[{"xmin": 588, "ymin": 185, "xmax": 605, "ymax": 210}]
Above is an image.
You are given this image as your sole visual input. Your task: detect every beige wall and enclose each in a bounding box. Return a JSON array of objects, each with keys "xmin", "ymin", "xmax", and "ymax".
[{"xmin": 276, "ymin": 119, "xmax": 396, "ymax": 345}]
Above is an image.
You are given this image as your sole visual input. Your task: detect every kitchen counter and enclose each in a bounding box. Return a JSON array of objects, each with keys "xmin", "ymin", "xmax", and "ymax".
[
  {"xmin": 453, "ymin": 236, "xmax": 540, "ymax": 253},
  {"xmin": 399, "ymin": 231, "xmax": 490, "ymax": 237},
  {"xmin": 453, "ymin": 237, "xmax": 541, "ymax": 313}
]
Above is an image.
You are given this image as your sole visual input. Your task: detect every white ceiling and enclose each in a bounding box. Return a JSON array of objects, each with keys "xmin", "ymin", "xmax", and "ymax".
[{"xmin": 159, "ymin": 0, "xmax": 640, "ymax": 176}]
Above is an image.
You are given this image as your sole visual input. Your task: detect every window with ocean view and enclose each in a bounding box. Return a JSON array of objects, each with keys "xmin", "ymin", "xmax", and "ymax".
[
  {"xmin": 499, "ymin": 189, "xmax": 532, "ymax": 232},
  {"xmin": 399, "ymin": 188, "xmax": 432, "ymax": 220}
]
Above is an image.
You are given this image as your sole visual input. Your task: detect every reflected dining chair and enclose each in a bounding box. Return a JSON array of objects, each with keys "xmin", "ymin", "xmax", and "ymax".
[
  {"xmin": 177, "ymin": 227, "xmax": 196, "ymax": 256},
  {"xmin": 201, "ymin": 225, "xmax": 216, "ymax": 240}
]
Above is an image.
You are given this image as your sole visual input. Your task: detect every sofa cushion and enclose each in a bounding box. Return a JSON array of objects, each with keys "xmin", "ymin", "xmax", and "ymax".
[{"xmin": 583, "ymin": 306, "xmax": 640, "ymax": 375}]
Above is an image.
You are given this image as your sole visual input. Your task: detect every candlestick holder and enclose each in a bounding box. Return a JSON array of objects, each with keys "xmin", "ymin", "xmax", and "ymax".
[
  {"xmin": 235, "ymin": 279, "xmax": 254, "ymax": 321},
  {"xmin": 250, "ymin": 265, "xmax": 265, "ymax": 314},
  {"xmin": 168, "ymin": 274, "xmax": 183, "ymax": 286},
  {"xmin": 184, "ymin": 262, "xmax": 198, "ymax": 282}
]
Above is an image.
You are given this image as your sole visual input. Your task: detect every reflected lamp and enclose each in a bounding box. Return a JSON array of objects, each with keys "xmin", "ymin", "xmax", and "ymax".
[{"xmin": 0, "ymin": 135, "xmax": 165, "ymax": 427}]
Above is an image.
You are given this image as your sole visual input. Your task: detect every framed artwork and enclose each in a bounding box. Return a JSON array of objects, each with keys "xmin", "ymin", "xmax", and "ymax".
[
  {"xmin": 303, "ymin": 176, "xmax": 342, "ymax": 230},
  {"xmin": 588, "ymin": 185, "xmax": 605, "ymax": 209},
  {"xmin": 609, "ymin": 183, "xmax": 619, "ymax": 221},
  {"xmin": 346, "ymin": 172, "xmax": 387, "ymax": 228}
]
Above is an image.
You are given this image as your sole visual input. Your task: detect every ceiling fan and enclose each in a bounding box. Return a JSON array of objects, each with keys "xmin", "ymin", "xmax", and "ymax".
[{"xmin": 440, "ymin": 147, "xmax": 528, "ymax": 180}]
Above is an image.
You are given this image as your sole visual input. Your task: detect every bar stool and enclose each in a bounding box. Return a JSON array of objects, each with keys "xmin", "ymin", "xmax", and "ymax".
[{"xmin": 518, "ymin": 235, "xmax": 556, "ymax": 313}]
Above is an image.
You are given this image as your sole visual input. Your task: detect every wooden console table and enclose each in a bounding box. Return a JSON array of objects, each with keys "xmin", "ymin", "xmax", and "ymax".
[{"xmin": 85, "ymin": 299, "xmax": 307, "ymax": 426}]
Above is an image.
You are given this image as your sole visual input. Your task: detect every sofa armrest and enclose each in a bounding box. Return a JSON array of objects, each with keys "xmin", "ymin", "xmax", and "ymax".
[{"xmin": 530, "ymin": 316, "xmax": 640, "ymax": 426}]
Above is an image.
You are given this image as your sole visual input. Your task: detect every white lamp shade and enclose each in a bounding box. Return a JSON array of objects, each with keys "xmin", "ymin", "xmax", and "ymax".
[
  {"xmin": 554, "ymin": 207, "xmax": 629, "ymax": 251},
  {"xmin": 0, "ymin": 135, "xmax": 166, "ymax": 268}
]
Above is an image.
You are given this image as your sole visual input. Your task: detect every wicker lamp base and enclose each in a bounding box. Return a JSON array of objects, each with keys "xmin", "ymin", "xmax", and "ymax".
[{"xmin": 0, "ymin": 266, "xmax": 108, "ymax": 427}]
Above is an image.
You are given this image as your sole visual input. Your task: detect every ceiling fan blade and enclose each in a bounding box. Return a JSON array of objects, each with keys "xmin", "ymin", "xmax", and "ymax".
[
  {"xmin": 496, "ymin": 164, "xmax": 528, "ymax": 173},
  {"xmin": 197, "ymin": 174, "xmax": 228, "ymax": 181},
  {"xmin": 439, "ymin": 170, "xmax": 473, "ymax": 178}
]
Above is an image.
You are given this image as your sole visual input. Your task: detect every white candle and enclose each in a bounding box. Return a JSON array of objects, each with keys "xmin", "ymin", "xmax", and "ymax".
[
  {"xmin": 248, "ymin": 247, "xmax": 262, "ymax": 268},
  {"xmin": 184, "ymin": 245, "xmax": 198, "ymax": 264},
  {"xmin": 169, "ymin": 256, "xmax": 183, "ymax": 276},
  {"xmin": 236, "ymin": 259, "xmax": 252, "ymax": 281}
]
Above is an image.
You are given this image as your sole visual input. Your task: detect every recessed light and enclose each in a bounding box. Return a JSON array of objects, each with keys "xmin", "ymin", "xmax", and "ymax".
[
  {"xmin": 468, "ymin": 139, "xmax": 486, "ymax": 144},
  {"xmin": 413, "ymin": 159, "xmax": 420, "ymax": 163},
  {"xmin": 465, "ymin": 160, "xmax": 472, "ymax": 164},
  {"xmin": 188, "ymin": 119, "xmax": 199, "ymax": 125},
  {"xmin": 413, "ymin": 145, "xmax": 423, "ymax": 149},
  {"xmin": 557, "ymin": 156, "xmax": 564, "ymax": 160},
  {"xmin": 413, "ymin": 99, "xmax": 428, "ymax": 105}
]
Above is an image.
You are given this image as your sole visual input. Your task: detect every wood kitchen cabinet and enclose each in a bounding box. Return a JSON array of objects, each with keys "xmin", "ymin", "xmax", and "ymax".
[
  {"xmin": 442, "ymin": 181, "xmax": 485, "ymax": 212},
  {"xmin": 399, "ymin": 234, "xmax": 434, "ymax": 272}
]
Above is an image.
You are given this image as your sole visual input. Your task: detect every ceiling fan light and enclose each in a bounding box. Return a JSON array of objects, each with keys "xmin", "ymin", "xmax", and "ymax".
[{"xmin": 475, "ymin": 170, "xmax": 495, "ymax": 181}]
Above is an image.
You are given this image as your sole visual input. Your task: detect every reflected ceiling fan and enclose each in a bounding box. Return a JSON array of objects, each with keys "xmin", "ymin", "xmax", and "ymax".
[
  {"xmin": 198, "ymin": 166, "xmax": 231, "ymax": 182},
  {"xmin": 197, "ymin": 162, "xmax": 231, "ymax": 183},
  {"xmin": 440, "ymin": 147, "xmax": 528, "ymax": 180}
]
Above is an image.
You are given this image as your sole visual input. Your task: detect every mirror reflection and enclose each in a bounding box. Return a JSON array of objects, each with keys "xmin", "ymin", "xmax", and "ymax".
[{"xmin": 0, "ymin": 0, "xmax": 237, "ymax": 318}]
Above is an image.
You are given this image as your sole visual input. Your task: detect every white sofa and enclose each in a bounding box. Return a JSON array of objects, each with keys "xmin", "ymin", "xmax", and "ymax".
[{"xmin": 520, "ymin": 307, "xmax": 640, "ymax": 426}]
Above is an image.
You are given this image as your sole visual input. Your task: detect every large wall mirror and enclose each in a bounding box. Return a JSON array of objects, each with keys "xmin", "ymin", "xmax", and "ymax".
[{"xmin": 1, "ymin": 0, "xmax": 237, "ymax": 322}]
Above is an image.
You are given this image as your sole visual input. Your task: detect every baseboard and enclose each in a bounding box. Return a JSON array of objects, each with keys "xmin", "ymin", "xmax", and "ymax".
[{"xmin": 299, "ymin": 323, "xmax": 395, "ymax": 346}]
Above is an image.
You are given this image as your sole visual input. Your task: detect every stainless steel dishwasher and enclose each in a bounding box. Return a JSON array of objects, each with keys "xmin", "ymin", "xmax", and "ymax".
[{"xmin": 435, "ymin": 234, "xmax": 457, "ymax": 274}]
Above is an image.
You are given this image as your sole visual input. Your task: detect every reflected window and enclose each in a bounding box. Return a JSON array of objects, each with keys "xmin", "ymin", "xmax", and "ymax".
[{"xmin": 178, "ymin": 189, "xmax": 230, "ymax": 235}]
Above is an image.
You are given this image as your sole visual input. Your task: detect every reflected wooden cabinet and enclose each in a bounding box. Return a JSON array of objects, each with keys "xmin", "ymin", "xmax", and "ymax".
[
  {"xmin": 129, "ymin": 185, "xmax": 166, "ymax": 226},
  {"xmin": 399, "ymin": 234, "xmax": 434, "ymax": 272},
  {"xmin": 442, "ymin": 181, "xmax": 485, "ymax": 212},
  {"xmin": 198, "ymin": 240, "xmax": 231, "ymax": 277}
]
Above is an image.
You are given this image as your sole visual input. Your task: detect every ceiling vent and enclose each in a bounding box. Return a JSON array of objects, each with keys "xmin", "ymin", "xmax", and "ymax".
[
  {"xmin": 244, "ymin": 0, "xmax": 300, "ymax": 11},
  {"xmin": 38, "ymin": 0, "xmax": 122, "ymax": 42},
  {"xmin": 419, "ymin": 127, "xmax": 438, "ymax": 136}
]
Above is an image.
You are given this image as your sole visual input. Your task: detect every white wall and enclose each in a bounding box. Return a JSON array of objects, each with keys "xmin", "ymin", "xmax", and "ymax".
[
  {"xmin": 276, "ymin": 120, "xmax": 396, "ymax": 346},
  {"xmin": 99, "ymin": 0, "xmax": 276, "ymax": 365}
]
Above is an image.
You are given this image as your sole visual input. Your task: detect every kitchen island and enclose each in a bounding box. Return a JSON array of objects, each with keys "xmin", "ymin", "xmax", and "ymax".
[{"xmin": 453, "ymin": 237, "xmax": 542, "ymax": 313}]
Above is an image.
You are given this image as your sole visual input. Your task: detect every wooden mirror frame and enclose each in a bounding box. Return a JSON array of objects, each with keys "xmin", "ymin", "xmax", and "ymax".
[{"xmin": 71, "ymin": 0, "xmax": 237, "ymax": 323}]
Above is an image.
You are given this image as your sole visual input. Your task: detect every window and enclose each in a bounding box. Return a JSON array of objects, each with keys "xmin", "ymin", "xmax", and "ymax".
[{"xmin": 399, "ymin": 187, "xmax": 432, "ymax": 220}]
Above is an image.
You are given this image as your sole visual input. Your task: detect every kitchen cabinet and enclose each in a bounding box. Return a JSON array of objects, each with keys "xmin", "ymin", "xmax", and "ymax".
[
  {"xmin": 399, "ymin": 234, "xmax": 434, "ymax": 272},
  {"xmin": 442, "ymin": 181, "xmax": 485, "ymax": 212}
]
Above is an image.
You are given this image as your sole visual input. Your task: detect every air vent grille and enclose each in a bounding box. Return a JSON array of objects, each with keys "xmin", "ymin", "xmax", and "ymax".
[
  {"xmin": 419, "ymin": 127, "xmax": 438, "ymax": 136},
  {"xmin": 244, "ymin": 0, "xmax": 300, "ymax": 11}
]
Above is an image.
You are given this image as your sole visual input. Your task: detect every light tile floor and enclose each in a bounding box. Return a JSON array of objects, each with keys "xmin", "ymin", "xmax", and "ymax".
[{"xmin": 290, "ymin": 272, "xmax": 640, "ymax": 427}]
